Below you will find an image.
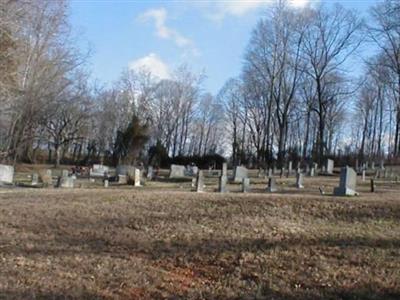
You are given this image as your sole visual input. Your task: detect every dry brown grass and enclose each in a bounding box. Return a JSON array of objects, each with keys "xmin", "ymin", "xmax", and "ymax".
[{"xmin": 0, "ymin": 176, "xmax": 399, "ymax": 299}]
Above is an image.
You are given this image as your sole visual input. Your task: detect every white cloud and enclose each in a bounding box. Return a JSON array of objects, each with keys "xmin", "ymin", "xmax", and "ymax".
[
  {"xmin": 128, "ymin": 53, "xmax": 170, "ymax": 79},
  {"xmin": 138, "ymin": 8, "xmax": 199, "ymax": 56},
  {"xmin": 203, "ymin": 0, "xmax": 314, "ymax": 21}
]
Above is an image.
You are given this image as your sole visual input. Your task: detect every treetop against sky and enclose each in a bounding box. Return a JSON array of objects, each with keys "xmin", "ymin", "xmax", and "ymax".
[{"xmin": 70, "ymin": 0, "xmax": 378, "ymax": 94}]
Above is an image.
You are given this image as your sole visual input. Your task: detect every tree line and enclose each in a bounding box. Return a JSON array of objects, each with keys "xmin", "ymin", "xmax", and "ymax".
[{"xmin": 0, "ymin": 0, "xmax": 399, "ymax": 168}]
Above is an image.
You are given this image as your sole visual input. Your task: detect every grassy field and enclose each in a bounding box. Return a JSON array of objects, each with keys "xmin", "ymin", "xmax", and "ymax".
[{"xmin": 0, "ymin": 174, "xmax": 399, "ymax": 299}]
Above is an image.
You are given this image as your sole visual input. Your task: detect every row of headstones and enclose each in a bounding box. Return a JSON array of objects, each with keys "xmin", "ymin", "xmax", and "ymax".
[
  {"xmin": 193, "ymin": 164, "xmax": 359, "ymax": 196},
  {"xmin": 355, "ymin": 160, "xmax": 386, "ymax": 172}
]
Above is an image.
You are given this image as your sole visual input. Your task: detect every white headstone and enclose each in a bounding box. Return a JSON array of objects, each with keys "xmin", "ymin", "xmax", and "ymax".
[
  {"xmin": 147, "ymin": 166, "xmax": 154, "ymax": 179},
  {"xmin": 296, "ymin": 173, "xmax": 304, "ymax": 189},
  {"xmin": 169, "ymin": 164, "xmax": 186, "ymax": 178},
  {"xmin": 31, "ymin": 173, "xmax": 39, "ymax": 185},
  {"xmin": 233, "ymin": 166, "xmax": 248, "ymax": 183},
  {"xmin": 90, "ymin": 164, "xmax": 110, "ymax": 177},
  {"xmin": 57, "ymin": 176, "xmax": 74, "ymax": 188},
  {"xmin": 222, "ymin": 163, "xmax": 228, "ymax": 177},
  {"xmin": 326, "ymin": 159, "xmax": 334, "ymax": 174},
  {"xmin": 0, "ymin": 164, "xmax": 14, "ymax": 184},
  {"xmin": 134, "ymin": 168, "xmax": 141, "ymax": 187},
  {"xmin": 196, "ymin": 170, "xmax": 205, "ymax": 192},
  {"xmin": 117, "ymin": 165, "xmax": 135, "ymax": 176},
  {"xmin": 266, "ymin": 177, "xmax": 277, "ymax": 192},
  {"xmin": 334, "ymin": 166, "xmax": 357, "ymax": 196},
  {"xmin": 241, "ymin": 178, "xmax": 250, "ymax": 193},
  {"xmin": 218, "ymin": 175, "xmax": 227, "ymax": 193}
]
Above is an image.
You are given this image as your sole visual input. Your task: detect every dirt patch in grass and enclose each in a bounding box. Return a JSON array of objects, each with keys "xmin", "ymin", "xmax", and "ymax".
[{"xmin": 0, "ymin": 181, "xmax": 399, "ymax": 299}]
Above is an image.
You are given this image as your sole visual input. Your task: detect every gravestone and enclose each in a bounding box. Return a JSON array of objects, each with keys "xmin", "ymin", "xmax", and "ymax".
[
  {"xmin": 362, "ymin": 170, "xmax": 366, "ymax": 182},
  {"xmin": 0, "ymin": 164, "xmax": 14, "ymax": 184},
  {"xmin": 222, "ymin": 163, "xmax": 228, "ymax": 177},
  {"xmin": 57, "ymin": 176, "xmax": 74, "ymax": 188},
  {"xmin": 371, "ymin": 162, "xmax": 375, "ymax": 170},
  {"xmin": 288, "ymin": 161, "xmax": 293, "ymax": 175},
  {"xmin": 313, "ymin": 162, "xmax": 318, "ymax": 172},
  {"xmin": 326, "ymin": 159, "xmax": 334, "ymax": 175},
  {"xmin": 196, "ymin": 170, "xmax": 205, "ymax": 192},
  {"xmin": 118, "ymin": 175, "xmax": 127, "ymax": 184},
  {"xmin": 191, "ymin": 177, "xmax": 196, "ymax": 188},
  {"xmin": 186, "ymin": 165, "xmax": 198, "ymax": 176},
  {"xmin": 268, "ymin": 168, "xmax": 273, "ymax": 178},
  {"xmin": 334, "ymin": 166, "xmax": 357, "ymax": 196},
  {"xmin": 147, "ymin": 166, "xmax": 154, "ymax": 180},
  {"xmin": 134, "ymin": 168, "xmax": 141, "ymax": 187},
  {"xmin": 241, "ymin": 178, "xmax": 250, "ymax": 193},
  {"xmin": 31, "ymin": 173, "xmax": 39, "ymax": 185},
  {"xmin": 104, "ymin": 179, "xmax": 109, "ymax": 188},
  {"xmin": 296, "ymin": 173, "xmax": 304, "ymax": 189},
  {"xmin": 169, "ymin": 164, "xmax": 186, "ymax": 178},
  {"xmin": 62, "ymin": 169, "xmax": 69, "ymax": 177},
  {"xmin": 218, "ymin": 175, "xmax": 227, "ymax": 193},
  {"xmin": 380, "ymin": 160, "xmax": 385, "ymax": 170},
  {"xmin": 266, "ymin": 177, "xmax": 277, "ymax": 192},
  {"xmin": 233, "ymin": 166, "xmax": 248, "ymax": 183},
  {"xmin": 310, "ymin": 167, "xmax": 315, "ymax": 177},
  {"xmin": 39, "ymin": 169, "xmax": 53, "ymax": 187},
  {"xmin": 90, "ymin": 164, "xmax": 110, "ymax": 177},
  {"xmin": 116, "ymin": 165, "xmax": 135, "ymax": 176},
  {"xmin": 258, "ymin": 168, "xmax": 263, "ymax": 178}
]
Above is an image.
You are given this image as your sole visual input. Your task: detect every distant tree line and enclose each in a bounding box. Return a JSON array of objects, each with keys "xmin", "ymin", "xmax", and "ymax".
[{"xmin": 0, "ymin": 0, "xmax": 399, "ymax": 168}]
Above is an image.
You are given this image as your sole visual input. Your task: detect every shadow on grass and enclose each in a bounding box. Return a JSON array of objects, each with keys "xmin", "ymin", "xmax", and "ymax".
[{"xmin": 0, "ymin": 290, "xmax": 105, "ymax": 300}]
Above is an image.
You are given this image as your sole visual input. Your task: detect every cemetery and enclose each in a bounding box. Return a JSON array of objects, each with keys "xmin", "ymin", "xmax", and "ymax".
[
  {"xmin": 0, "ymin": 160, "xmax": 399, "ymax": 299},
  {"xmin": 1, "ymin": 0, "xmax": 400, "ymax": 298}
]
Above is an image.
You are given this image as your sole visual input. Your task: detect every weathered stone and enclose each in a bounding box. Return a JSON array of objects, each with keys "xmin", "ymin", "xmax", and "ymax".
[
  {"xmin": 116, "ymin": 165, "xmax": 135, "ymax": 176},
  {"xmin": 196, "ymin": 170, "xmax": 205, "ymax": 192},
  {"xmin": 362, "ymin": 170, "xmax": 366, "ymax": 182},
  {"xmin": 310, "ymin": 167, "xmax": 315, "ymax": 177},
  {"xmin": 39, "ymin": 169, "xmax": 53, "ymax": 187},
  {"xmin": 104, "ymin": 179, "xmax": 109, "ymax": 188},
  {"xmin": 31, "ymin": 173, "xmax": 39, "ymax": 185},
  {"xmin": 62, "ymin": 170, "xmax": 69, "ymax": 177},
  {"xmin": 233, "ymin": 166, "xmax": 248, "ymax": 183},
  {"xmin": 218, "ymin": 175, "xmax": 227, "ymax": 193},
  {"xmin": 147, "ymin": 166, "xmax": 154, "ymax": 180},
  {"xmin": 266, "ymin": 177, "xmax": 277, "ymax": 192},
  {"xmin": 90, "ymin": 164, "xmax": 109, "ymax": 177},
  {"xmin": 296, "ymin": 173, "xmax": 304, "ymax": 189},
  {"xmin": 118, "ymin": 175, "xmax": 127, "ymax": 184},
  {"xmin": 326, "ymin": 159, "xmax": 334, "ymax": 174},
  {"xmin": 222, "ymin": 163, "xmax": 228, "ymax": 177},
  {"xmin": 334, "ymin": 166, "xmax": 357, "ymax": 196},
  {"xmin": 57, "ymin": 176, "xmax": 74, "ymax": 188},
  {"xmin": 0, "ymin": 164, "xmax": 14, "ymax": 184},
  {"xmin": 288, "ymin": 161, "xmax": 293, "ymax": 175},
  {"xmin": 241, "ymin": 178, "xmax": 250, "ymax": 193},
  {"xmin": 169, "ymin": 164, "xmax": 186, "ymax": 178},
  {"xmin": 134, "ymin": 168, "xmax": 141, "ymax": 187},
  {"xmin": 268, "ymin": 168, "xmax": 273, "ymax": 178}
]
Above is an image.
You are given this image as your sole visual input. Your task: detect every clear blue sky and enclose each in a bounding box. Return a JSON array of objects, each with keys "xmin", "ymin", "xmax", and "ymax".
[{"xmin": 69, "ymin": 0, "xmax": 378, "ymax": 94}]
